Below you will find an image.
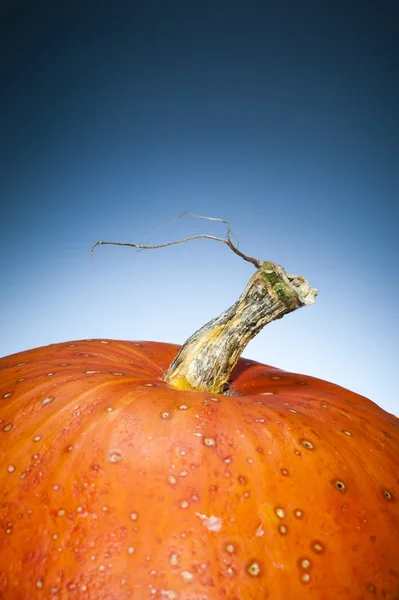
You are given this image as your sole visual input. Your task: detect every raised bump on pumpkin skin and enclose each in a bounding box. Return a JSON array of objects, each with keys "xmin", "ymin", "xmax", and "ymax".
[
  {"xmin": 275, "ymin": 507, "xmax": 286, "ymax": 519},
  {"xmin": 278, "ymin": 524, "xmax": 288, "ymax": 535},
  {"xmin": 293, "ymin": 508, "xmax": 304, "ymax": 519},
  {"xmin": 301, "ymin": 439, "xmax": 314, "ymax": 449},
  {"xmin": 203, "ymin": 436, "xmax": 217, "ymax": 447},
  {"xmin": 247, "ymin": 561, "xmax": 262, "ymax": 576},
  {"xmin": 2, "ymin": 423, "xmax": 13, "ymax": 432},
  {"xmin": 312, "ymin": 540, "xmax": 325, "ymax": 553},
  {"xmin": 107, "ymin": 450, "xmax": 124, "ymax": 463},
  {"xmin": 181, "ymin": 571, "xmax": 194, "ymax": 583},
  {"xmin": 382, "ymin": 489, "xmax": 395, "ymax": 501},
  {"xmin": 41, "ymin": 396, "xmax": 55, "ymax": 406},
  {"xmin": 332, "ymin": 479, "xmax": 346, "ymax": 492}
]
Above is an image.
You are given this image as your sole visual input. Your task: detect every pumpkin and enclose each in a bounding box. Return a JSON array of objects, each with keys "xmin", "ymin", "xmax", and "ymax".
[{"xmin": 0, "ymin": 260, "xmax": 398, "ymax": 600}]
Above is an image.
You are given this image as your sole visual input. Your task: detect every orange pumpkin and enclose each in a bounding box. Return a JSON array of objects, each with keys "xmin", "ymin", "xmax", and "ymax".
[
  {"xmin": 1, "ymin": 338, "xmax": 399, "ymax": 599},
  {"xmin": 1, "ymin": 260, "xmax": 398, "ymax": 599}
]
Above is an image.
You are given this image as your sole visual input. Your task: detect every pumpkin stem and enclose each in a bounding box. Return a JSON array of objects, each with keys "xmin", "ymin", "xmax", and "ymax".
[{"xmin": 164, "ymin": 262, "xmax": 318, "ymax": 394}]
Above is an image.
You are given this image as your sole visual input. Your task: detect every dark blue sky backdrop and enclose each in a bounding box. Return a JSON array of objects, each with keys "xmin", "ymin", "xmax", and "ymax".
[{"xmin": 1, "ymin": 1, "xmax": 398, "ymax": 414}]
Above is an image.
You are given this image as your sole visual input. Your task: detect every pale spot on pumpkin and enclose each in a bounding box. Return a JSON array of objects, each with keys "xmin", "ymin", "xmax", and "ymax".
[
  {"xmin": 247, "ymin": 561, "xmax": 262, "ymax": 577},
  {"xmin": 179, "ymin": 404, "xmax": 189, "ymax": 410},
  {"xmin": 144, "ymin": 383, "xmax": 155, "ymax": 387},
  {"xmin": 196, "ymin": 512, "xmax": 222, "ymax": 532},
  {"xmin": 208, "ymin": 396, "xmax": 220, "ymax": 402},
  {"xmin": 36, "ymin": 579, "xmax": 44, "ymax": 589},
  {"xmin": 160, "ymin": 411, "xmax": 171, "ymax": 419},
  {"xmin": 312, "ymin": 540, "xmax": 324, "ymax": 553},
  {"xmin": 3, "ymin": 392, "xmax": 12, "ymax": 399},
  {"xmin": 7, "ymin": 464, "xmax": 16, "ymax": 473},
  {"xmin": 301, "ymin": 439, "xmax": 314, "ymax": 450},
  {"xmin": 17, "ymin": 378, "xmax": 25, "ymax": 382},
  {"xmin": 181, "ymin": 571, "xmax": 194, "ymax": 583},
  {"xmin": 98, "ymin": 565, "xmax": 106, "ymax": 572},
  {"xmin": 2, "ymin": 423, "xmax": 13, "ymax": 432},
  {"xmin": 99, "ymin": 340, "xmax": 110, "ymax": 344},
  {"xmin": 278, "ymin": 524, "xmax": 288, "ymax": 535},
  {"xmin": 41, "ymin": 396, "xmax": 55, "ymax": 406},
  {"xmin": 105, "ymin": 407, "xmax": 113, "ymax": 412},
  {"xmin": 280, "ymin": 468, "xmax": 289, "ymax": 476},
  {"xmin": 16, "ymin": 362, "xmax": 28, "ymax": 366},
  {"xmin": 130, "ymin": 512, "xmax": 139, "ymax": 521},
  {"xmin": 127, "ymin": 546, "xmax": 135, "ymax": 554},
  {"xmin": 107, "ymin": 450, "xmax": 124, "ymax": 463},
  {"xmin": 270, "ymin": 376, "xmax": 282, "ymax": 380},
  {"xmin": 301, "ymin": 573, "xmax": 311, "ymax": 583},
  {"xmin": 288, "ymin": 409, "xmax": 298, "ymax": 413},
  {"xmin": 160, "ymin": 591, "xmax": 178, "ymax": 600},
  {"xmin": 53, "ymin": 484, "xmax": 60, "ymax": 490},
  {"xmin": 180, "ymin": 470, "xmax": 188, "ymax": 477},
  {"xmin": 86, "ymin": 370, "xmax": 100, "ymax": 375},
  {"xmin": 203, "ymin": 437, "xmax": 217, "ymax": 447},
  {"xmin": 168, "ymin": 475, "xmax": 177, "ymax": 485},
  {"xmin": 294, "ymin": 509, "xmax": 304, "ymax": 519},
  {"xmin": 180, "ymin": 500, "xmax": 189, "ymax": 509},
  {"xmin": 57, "ymin": 509, "xmax": 66, "ymax": 516},
  {"xmin": 33, "ymin": 435, "xmax": 41, "ymax": 442},
  {"xmin": 259, "ymin": 392, "xmax": 274, "ymax": 395},
  {"xmin": 342, "ymin": 430, "xmax": 352, "ymax": 436},
  {"xmin": 111, "ymin": 372, "xmax": 125, "ymax": 377},
  {"xmin": 300, "ymin": 558, "xmax": 311, "ymax": 569},
  {"xmin": 225, "ymin": 543, "xmax": 236, "ymax": 554},
  {"xmin": 275, "ymin": 507, "xmax": 286, "ymax": 519},
  {"xmin": 46, "ymin": 372, "xmax": 55, "ymax": 376},
  {"xmin": 169, "ymin": 552, "xmax": 180, "ymax": 566}
]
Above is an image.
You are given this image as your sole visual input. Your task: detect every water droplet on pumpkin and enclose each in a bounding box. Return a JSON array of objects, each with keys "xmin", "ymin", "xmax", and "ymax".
[
  {"xmin": 127, "ymin": 546, "xmax": 135, "ymax": 554},
  {"xmin": 180, "ymin": 500, "xmax": 189, "ymax": 509},
  {"xmin": 3, "ymin": 392, "xmax": 12, "ymax": 398},
  {"xmin": 7, "ymin": 465, "xmax": 16, "ymax": 473},
  {"xmin": 301, "ymin": 573, "xmax": 311, "ymax": 584},
  {"xmin": 130, "ymin": 512, "xmax": 139, "ymax": 521},
  {"xmin": 2, "ymin": 423, "xmax": 13, "ymax": 432},
  {"xmin": 293, "ymin": 508, "xmax": 304, "ymax": 519},
  {"xmin": 275, "ymin": 507, "xmax": 286, "ymax": 519},
  {"xmin": 167, "ymin": 475, "xmax": 177, "ymax": 485},
  {"xmin": 33, "ymin": 435, "xmax": 41, "ymax": 442}
]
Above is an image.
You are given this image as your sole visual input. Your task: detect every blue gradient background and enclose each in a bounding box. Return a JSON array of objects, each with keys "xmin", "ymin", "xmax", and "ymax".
[{"xmin": 1, "ymin": 1, "xmax": 398, "ymax": 415}]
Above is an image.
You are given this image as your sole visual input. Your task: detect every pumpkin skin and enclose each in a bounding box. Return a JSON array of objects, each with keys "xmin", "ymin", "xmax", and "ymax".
[{"xmin": 0, "ymin": 339, "xmax": 398, "ymax": 600}]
